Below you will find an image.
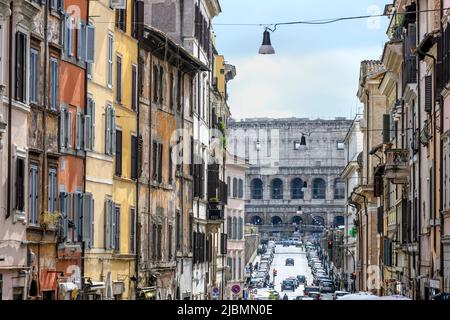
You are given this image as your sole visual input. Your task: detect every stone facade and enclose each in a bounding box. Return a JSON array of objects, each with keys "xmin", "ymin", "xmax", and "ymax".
[{"xmin": 228, "ymin": 118, "xmax": 352, "ymax": 238}]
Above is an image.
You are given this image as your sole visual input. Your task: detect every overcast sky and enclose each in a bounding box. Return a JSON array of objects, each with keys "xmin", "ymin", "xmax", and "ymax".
[{"xmin": 213, "ymin": 0, "xmax": 390, "ymax": 121}]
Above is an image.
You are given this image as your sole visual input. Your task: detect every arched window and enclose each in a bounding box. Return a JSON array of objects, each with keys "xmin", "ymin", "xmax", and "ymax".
[
  {"xmin": 251, "ymin": 216, "xmax": 263, "ymax": 225},
  {"xmin": 291, "ymin": 178, "xmax": 304, "ymax": 199},
  {"xmin": 251, "ymin": 179, "xmax": 263, "ymax": 199},
  {"xmin": 238, "ymin": 179, "xmax": 244, "ymax": 199},
  {"xmin": 312, "ymin": 178, "xmax": 326, "ymax": 199},
  {"xmin": 334, "ymin": 179, "xmax": 345, "ymax": 199},
  {"xmin": 271, "ymin": 179, "xmax": 283, "ymax": 199},
  {"xmin": 227, "ymin": 176, "xmax": 231, "ymax": 196},
  {"xmin": 233, "ymin": 178, "xmax": 238, "ymax": 198}
]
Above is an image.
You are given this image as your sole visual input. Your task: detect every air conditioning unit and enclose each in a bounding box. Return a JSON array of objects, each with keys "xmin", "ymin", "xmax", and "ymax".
[{"xmin": 110, "ymin": 0, "xmax": 127, "ymax": 9}]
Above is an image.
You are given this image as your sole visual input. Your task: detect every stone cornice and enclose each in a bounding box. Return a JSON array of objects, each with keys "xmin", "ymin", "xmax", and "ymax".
[
  {"xmin": 13, "ymin": 0, "xmax": 40, "ymax": 29},
  {"xmin": 0, "ymin": 0, "xmax": 11, "ymax": 20}
]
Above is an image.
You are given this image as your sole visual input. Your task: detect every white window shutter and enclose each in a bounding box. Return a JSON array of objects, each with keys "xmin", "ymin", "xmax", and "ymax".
[
  {"xmin": 84, "ymin": 115, "xmax": 91, "ymax": 151},
  {"xmin": 90, "ymin": 197, "xmax": 95, "ymax": 246},
  {"xmin": 75, "ymin": 112, "xmax": 81, "ymax": 150},
  {"xmin": 105, "ymin": 107, "xmax": 110, "ymax": 154},
  {"xmin": 105, "ymin": 199, "xmax": 111, "ymax": 249},
  {"xmin": 111, "ymin": 108, "xmax": 116, "ymax": 155},
  {"xmin": 77, "ymin": 21, "xmax": 82, "ymax": 60},
  {"xmin": 85, "ymin": 24, "xmax": 95, "ymax": 63},
  {"xmin": 60, "ymin": 108, "xmax": 65, "ymax": 149},
  {"xmin": 68, "ymin": 16, "xmax": 74, "ymax": 57},
  {"xmin": 67, "ymin": 110, "xmax": 72, "ymax": 148},
  {"xmin": 92, "ymin": 100, "xmax": 96, "ymax": 148},
  {"xmin": 61, "ymin": 13, "xmax": 67, "ymax": 50}
]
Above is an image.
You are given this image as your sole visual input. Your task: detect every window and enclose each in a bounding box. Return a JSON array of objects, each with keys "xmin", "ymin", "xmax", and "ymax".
[
  {"xmin": 153, "ymin": 65, "xmax": 159, "ymax": 103},
  {"xmin": 238, "ymin": 256, "xmax": 242, "ymax": 280},
  {"xmin": 50, "ymin": 58, "xmax": 58, "ymax": 110},
  {"xmin": 312, "ymin": 178, "xmax": 326, "ymax": 199},
  {"xmin": 291, "ymin": 178, "xmax": 304, "ymax": 200},
  {"xmin": 115, "ymin": 129, "xmax": 122, "ymax": 176},
  {"xmin": 238, "ymin": 179, "xmax": 244, "ymax": 199},
  {"xmin": 29, "ymin": 163, "xmax": 39, "ymax": 225},
  {"xmin": 152, "ymin": 141, "xmax": 163, "ymax": 183},
  {"xmin": 271, "ymin": 179, "xmax": 283, "ymax": 200},
  {"xmin": 132, "ymin": 64, "xmax": 137, "ymax": 110},
  {"xmin": 251, "ymin": 178, "xmax": 263, "ymax": 200},
  {"xmin": 105, "ymin": 105, "xmax": 116, "ymax": 155},
  {"xmin": 159, "ymin": 66, "xmax": 164, "ymax": 104},
  {"xmin": 232, "ymin": 178, "xmax": 237, "ymax": 198},
  {"xmin": 107, "ymin": 34, "xmax": 114, "ymax": 88},
  {"xmin": 177, "ymin": 71, "xmax": 183, "ymax": 111},
  {"xmin": 58, "ymin": 192, "xmax": 72, "ymax": 242},
  {"xmin": 227, "ymin": 217, "xmax": 232, "ymax": 238},
  {"xmin": 337, "ymin": 141, "xmax": 345, "ymax": 150},
  {"xmin": 227, "ymin": 177, "xmax": 231, "ymax": 196},
  {"xmin": 48, "ymin": 168, "xmax": 57, "ymax": 212},
  {"xmin": 168, "ymin": 225, "xmax": 173, "ymax": 260},
  {"xmin": 239, "ymin": 217, "xmax": 243, "ymax": 240},
  {"xmin": 157, "ymin": 224, "xmax": 162, "ymax": 260},
  {"xmin": 85, "ymin": 97, "xmax": 95, "ymax": 151},
  {"xmin": 116, "ymin": 55, "xmax": 122, "ymax": 103},
  {"xmin": 29, "ymin": 48, "xmax": 39, "ymax": 104},
  {"xmin": 334, "ymin": 179, "xmax": 345, "ymax": 200},
  {"xmin": 14, "ymin": 158, "xmax": 25, "ymax": 213},
  {"xmin": 176, "ymin": 210, "xmax": 181, "ymax": 250},
  {"xmin": 232, "ymin": 217, "xmax": 237, "ymax": 240},
  {"xmin": 152, "ymin": 224, "xmax": 157, "ymax": 259},
  {"xmin": 15, "ymin": 31, "xmax": 27, "ymax": 103},
  {"xmin": 168, "ymin": 146, "xmax": 173, "ymax": 184},
  {"xmin": 59, "ymin": 106, "xmax": 72, "ymax": 149},
  {"xmin": 130, "ymin": 207, "xmax": 135, "ymax": 254},
  {"xmin": 131, "ymin": 135, "xmax": 138, "ymax": 180},
  {"xmin": 116, "ymin": 6, "xmax": 127, "ymax": 32},
  {"xmin": 169, "ymin": 72, "xmax": 174, "ymax": 109}
]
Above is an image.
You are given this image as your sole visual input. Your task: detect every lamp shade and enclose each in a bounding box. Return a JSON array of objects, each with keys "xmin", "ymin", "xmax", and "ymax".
[{"xmin": 258, "ymin": 30, "xmax": 275, "ymax": 54}]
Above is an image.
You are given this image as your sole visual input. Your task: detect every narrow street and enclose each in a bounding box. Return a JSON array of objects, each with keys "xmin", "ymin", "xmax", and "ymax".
[{"xmin": 269, "ymin": 246, "xmax": 313, "ymax": 300}]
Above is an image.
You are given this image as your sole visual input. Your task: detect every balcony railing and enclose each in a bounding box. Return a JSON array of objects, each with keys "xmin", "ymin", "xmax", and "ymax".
[{"xmin": 385, "ymin": 149, "xmax": 409, "ymax": 184}]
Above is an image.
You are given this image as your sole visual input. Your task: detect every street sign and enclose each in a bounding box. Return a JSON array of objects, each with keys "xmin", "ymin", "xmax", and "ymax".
[
  {"xmin": 212, "ymin": 287, "xmax": 219, "ymax": 299},
  {"xmin": 231, "ymin": 285, "xmax": 241, "ymax": 294}
]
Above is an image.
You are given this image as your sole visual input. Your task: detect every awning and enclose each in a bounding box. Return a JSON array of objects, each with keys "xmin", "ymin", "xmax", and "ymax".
[{"xmin": 86, "ymin": 281, "xmax": 105, "ymax": 292}]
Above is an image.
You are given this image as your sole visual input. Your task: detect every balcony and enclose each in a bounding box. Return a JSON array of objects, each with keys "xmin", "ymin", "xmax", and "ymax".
[
  {"xmin": 385, "ymin": 149, "xmax": 409, "ymax": 184},
  {"xmin": 207, "ymin": 164, "xmax": 227, "ymax": 205}
]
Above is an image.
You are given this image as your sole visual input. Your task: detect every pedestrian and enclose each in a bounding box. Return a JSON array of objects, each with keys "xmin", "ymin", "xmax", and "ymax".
[{"xmin": 344, "ymin": 278, "xmax": 349, "ymax": 292}]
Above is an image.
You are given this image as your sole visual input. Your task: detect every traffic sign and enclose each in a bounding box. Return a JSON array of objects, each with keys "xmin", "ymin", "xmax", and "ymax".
[
  {"xmin": 212, "ymin": 287, "xmax": 219, "ymax": 299},
  {"xmin": 231, "ymin": 285, "xmax": 241, "ymax": 294}
]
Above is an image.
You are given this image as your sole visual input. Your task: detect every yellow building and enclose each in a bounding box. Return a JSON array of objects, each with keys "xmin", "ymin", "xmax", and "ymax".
[{"xmin": 84, "ymin": 0, "xmax": 138, "ymax": 300}]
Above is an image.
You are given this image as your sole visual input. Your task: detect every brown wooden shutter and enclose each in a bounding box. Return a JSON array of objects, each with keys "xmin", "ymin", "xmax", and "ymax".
[{"xmin": 425, "ymin": 75, "xmax": 432, "ymax": 113}]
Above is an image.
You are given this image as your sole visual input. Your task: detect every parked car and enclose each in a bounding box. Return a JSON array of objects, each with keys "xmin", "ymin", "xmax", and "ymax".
[
  {"xmin": 281, "ymin": 279, "xmax": 296, "ymax": 292},
  {"xmin": 431, "ymin": 293, "xmax": 450, "ymax": 300},
  {"xmin": 285, "ymin": 258, "xmax": 295, "ymax": 266},
  {"xmin": 249, "ymin": 278, "xmax": 265, "ymax": 289},
  {"xmin": 304, "ymin": 286, "xmax": 320, "ymax": 297},
  {"xmin": 319, "ymin": 281, "xmax": 335, "ymax": 293},
  {"xmin": 308, "ymin": 291, "xmax": 321, "ymax": 300},
  {"xmin": 333, "ymin": 291, "xmax": 350, "ymax": 300}
]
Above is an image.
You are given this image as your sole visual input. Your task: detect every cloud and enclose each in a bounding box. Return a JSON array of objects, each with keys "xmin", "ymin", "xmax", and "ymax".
[{"xmin": 227, "ymin": 47, "xmax": 382, "ymax": 121}]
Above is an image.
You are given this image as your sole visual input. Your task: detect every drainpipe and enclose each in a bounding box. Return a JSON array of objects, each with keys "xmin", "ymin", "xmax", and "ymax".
[
  {"xmin": 135, "ymin": 29, "xmax": 140, "ymax": 300},
  {"xmin": 439, "ymin": 0, "xmax": 445, "ymax": 293},
  {"xmin": 416, "ymin": 1, "xmax": 422, "ymax": 299},
  {"xmin": 6, "ymin": 0, "xmax": 13, "ymax": 220},
  {"xmin": 148, "ymin": 47, "xmax": 153, "ymax": 286}
]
